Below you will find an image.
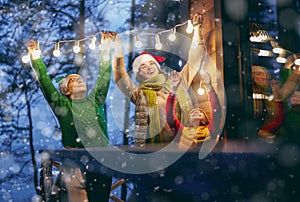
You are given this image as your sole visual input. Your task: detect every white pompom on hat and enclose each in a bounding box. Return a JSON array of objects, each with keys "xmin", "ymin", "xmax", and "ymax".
[{"xmin": 132, "ymin": 52, "xmax": 166, "ymax": 77}]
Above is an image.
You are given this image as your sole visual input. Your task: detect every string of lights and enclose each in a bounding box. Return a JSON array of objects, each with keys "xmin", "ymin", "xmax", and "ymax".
[
  {"xmin": 22, "ymin": 19, "xmax": 196, "ymax": 63},
  {"xmin": 250, "ymin": 24, "xmax": 300, "ymax": 67},
  {"xmin": 22, "ymin": 14, "xmax": 209, "ymax": 96}
]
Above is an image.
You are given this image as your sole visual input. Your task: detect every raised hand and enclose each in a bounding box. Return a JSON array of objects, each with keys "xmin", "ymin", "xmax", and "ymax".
[
  {"xmin": 101, "ymin": 31, "xmax": 116, "ymax": 43},
  {"xmin": 170, "ymin": 70, "xmax": 181, "ymax": 93}
]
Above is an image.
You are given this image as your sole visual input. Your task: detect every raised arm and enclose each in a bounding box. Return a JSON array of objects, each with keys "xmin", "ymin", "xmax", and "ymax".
[
  {"xmin": 89, "ymin": 32, "xmax": 113, "ymax": 105},
  {"xmin": 278, "ymin": 71, "xmax": 300, "ymax": 101},
  {"xmin": 112, "ymin": 34, "xmax": 139, "ymax": 103},
  {"xmin": 179, "ymin": 13, "xmax": 206, "ymax": 88},
  {"xmin": 166, "ymin": 70, "xmax": 184, "ymax": 135},
  {"xmin": 277, "ymin": 57, "xmax": 300, "ymax": 101},
  {"xmin": 28, "ymin": 40, "xmax": 66, "ymax": 110}
]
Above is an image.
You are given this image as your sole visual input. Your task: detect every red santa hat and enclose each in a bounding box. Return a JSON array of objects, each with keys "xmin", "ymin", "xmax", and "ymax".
[{"xmin": 132, "ymin": 52, "xmax": 166, "ymax": 77}]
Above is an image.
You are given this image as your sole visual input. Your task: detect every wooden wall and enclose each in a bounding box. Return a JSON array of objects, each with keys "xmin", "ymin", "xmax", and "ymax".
[{"xmin": 188, "ymin": 0, "xmax": 224, "ymax": 120}]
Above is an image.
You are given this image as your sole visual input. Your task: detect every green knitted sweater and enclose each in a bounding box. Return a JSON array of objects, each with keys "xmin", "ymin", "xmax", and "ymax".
[{"xmin": 32, "ymin": 56, "xmax": 111, "ymax": 148}]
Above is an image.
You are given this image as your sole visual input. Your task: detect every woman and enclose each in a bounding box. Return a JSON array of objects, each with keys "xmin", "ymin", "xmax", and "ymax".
[
  {"xmin": 252, "ymin": 65, "xmax": 284, "ymax": 141},
  {"xmin": 112, "ymin": 16, "xmax": 206, "ymax": 146}
]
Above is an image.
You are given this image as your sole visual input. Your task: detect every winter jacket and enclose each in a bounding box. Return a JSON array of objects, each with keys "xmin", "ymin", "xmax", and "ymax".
[
  {"xmin": 113, "ymin": 45, "xmax": 206, "ymax": 145},
  {"xmin": 166, "ymin": 88, "xmax": 221, "ymax": 150}
]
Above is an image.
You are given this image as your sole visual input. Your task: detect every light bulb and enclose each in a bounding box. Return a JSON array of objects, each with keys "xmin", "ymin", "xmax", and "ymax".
[
  {"xmin": 197, "ymin": 88, "xmax": 205, "ymax": 95},
  {"xmin": 73, "ymin": 41, "xmax": 80, "ymax": 53},
  {"xmin": 22, "ymin": 54, "xmax": 30, "ymax": 63},
  {"xmin": 53, "ymin": 49, "xmax": 61, "ymax": 57},
  {"xmin": 272, "ymin": 47, "xmax": 283, "ymax": 54},
  {"xmin": 53, "ymin": 43, "xmax": 60, "ymax": 57},
  {"xmin": 89, "ymin": 43, "xmax": 96, "ymax": 50},
  {"xmin": 295, "ymin": 58, "xmax": 300, "ymax": 66},
  {"xmin": 168, "ymin": 33, "xmax": 176, "ymax": 41},
  {"xmin": 168, "ymin": 28, "xmax": 176, "ymax": 41},
  {"xmin": 135, "ymin": 40, "xmax": 143, "ymax": 48},
  {"xmin": 155, "ymin": 42, "xmax": 162, "ymax": 50},
  {"xmin": 258, "ymin": 50, "xmax": 270, "ymax": 57},
  {"xmin": 155, "ymin": 35, "xmax": 162, "ymax": 50},
  {"xmin": 135, "ymin": 35, "xmax": 143, "ymax": 48},
  {"xmin": 276, "ymin": 56, "xmax": 286, "ymax": 63},
  {"xmin": 186, "ymin": 20, "xmax": 193, "ymax": 34},
  {"xmin": 89, "ymin": 36, "xmax": 96, "ymax": 50}
]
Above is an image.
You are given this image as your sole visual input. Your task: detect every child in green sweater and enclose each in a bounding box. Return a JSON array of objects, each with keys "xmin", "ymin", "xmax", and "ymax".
[{"xmin": 28, "ymin": 32, "xmax": 113, "ymax": 202}]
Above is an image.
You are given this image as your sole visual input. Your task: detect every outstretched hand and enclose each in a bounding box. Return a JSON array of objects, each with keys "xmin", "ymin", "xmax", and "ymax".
[
  {"xmin": 101, "ymin": 31, "xmax": 116, "ymax": 43},
  {"xmin": 170, "ymin": 70, "xmax": 181, "ymax": 93}
]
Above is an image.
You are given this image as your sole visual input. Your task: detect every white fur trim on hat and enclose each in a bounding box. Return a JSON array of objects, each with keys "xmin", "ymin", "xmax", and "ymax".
[{"xmin": 132, "ymin": 54, "xmax": 161, "ymax": 77}]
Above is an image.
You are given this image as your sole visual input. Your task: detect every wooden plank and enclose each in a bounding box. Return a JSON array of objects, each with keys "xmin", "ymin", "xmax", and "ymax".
[{"xmin": 190, "ymin": 0, "xmax": 214, "ymax": 14}]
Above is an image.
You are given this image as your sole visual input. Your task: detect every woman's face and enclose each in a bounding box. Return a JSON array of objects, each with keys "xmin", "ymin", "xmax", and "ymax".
[
  {"xmin": 138, "ymin": 60, "xmax": 159, "ymax": 80},
  {"xmin": 253, "ymin": 71, "xmax": 268, "ymax": 87}
]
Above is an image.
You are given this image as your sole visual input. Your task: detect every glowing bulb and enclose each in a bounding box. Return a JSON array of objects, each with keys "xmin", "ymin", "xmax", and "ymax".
[
  {"xmin": 168, "ymin": 33, "xmax": 176, "ymax": 41},
  {"xmin": 276, "ymin": 56, "xmax": 286, "ymax": 63},
  {"xmin": 197, "ymin": 88, "xmax": 205, "ymax": 95},
  {"xmin": 134, "ymin": 35, "xmax": 143, "ymax": 48},
  {"xmin": 53, "ymin": 49, "xmax": 61, "ymax": 57},
  {"xmin": 272, "ymin": 47, "xmax": 283, "ymax": 54},
  {"xmin": 258, "ymin": 50, "xmax": 270, "ymax": 57},
  {"xmin": 53, "ymin": 43, "xmax": 60, "ymax": 57},
  {"xmin": 89, "ymin": 35, "xmax": 96, "ymax": 50},
  {"xmin": 73, "ymin": 41, "xmax": 80, "ymax": 53},
  {"xmin": 186, "ymin": 20, "xmax": 193, "ymax": 34},
  {"xmin": 22, "ymin": 54, "xmax": 30, "ymax": 63},
  {"xmin": 168, "ymin": 29, "xmax": 176, "ymax": 41},
  {"xmin": 155, "ymin": 42, "xmax": 162, "ymax": 50},
  {"xmin": 155, "ymin": 35, "xmax": 162, "ymax": 50},
  {"xmin": 295, "ymin": 59, "xmax": 300, "ymax": 66},
  {"xmin": 267, "ymin": 94, "xmax": 274, "ymax": 101},
  {"xmin": 135, "ymin": 40, "xmax": 143, "ymax": 48}
]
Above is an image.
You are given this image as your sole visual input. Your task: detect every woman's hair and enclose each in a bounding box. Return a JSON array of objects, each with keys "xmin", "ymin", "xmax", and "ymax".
[{"xmin": 252, "ymin": 65, "xmax": 270, "ymax": 93}]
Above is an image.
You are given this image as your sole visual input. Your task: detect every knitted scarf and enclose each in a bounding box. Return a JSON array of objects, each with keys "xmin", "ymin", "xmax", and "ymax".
[
  {"xmin": 139, "ymin": 74, "xmax": 191, "ymax": 143},
  {"xmin": 180, "ymin": 126, "xmax": 209, "ymax": 150}
]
